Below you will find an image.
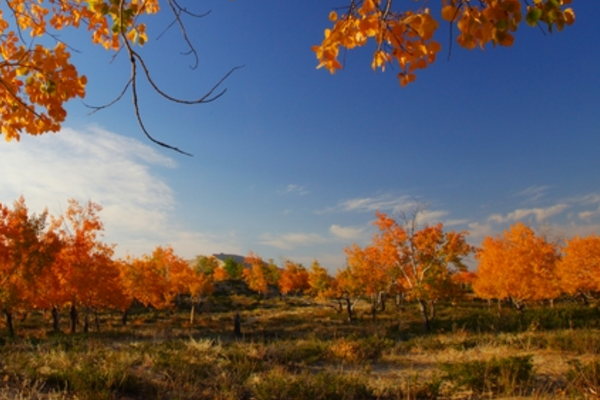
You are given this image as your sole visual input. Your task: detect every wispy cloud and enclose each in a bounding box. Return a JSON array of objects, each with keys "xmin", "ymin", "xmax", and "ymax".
[
  {"xmin": 329, "ymin": 224, "xmax": 365, "ymax": 241},
  {"xmin": 514, "ymin": 185, "xmax": 552, "ymax": 203},
  {"xmin": 279, "ymin": 184, "xmax": 309, "ymax": 195},
  {"xmin": 0, "ymin": 126, "xmax": 239, "ymax": 259},
  {"xmin": 259, "ymin": 232, "xmax": 327, "ymax": 250},
  {"xmin": 320, "ymin": 194, "xmax": 413, "ymax": 214},
  {"xmin": 487, "ymin": 204, "xmax": 568, "ymax": 224}
]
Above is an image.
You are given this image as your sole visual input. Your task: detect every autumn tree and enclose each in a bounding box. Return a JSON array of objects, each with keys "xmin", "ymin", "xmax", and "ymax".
[
  {"xmin": 242, "ymin": 252, "xmax": 269, "ymax": 297},
  {"xmin": 223, "ymin": 257, "xmax": 244, "ymax": 280},
  {"xmin": 348, "ymin": 210, "xmax": 473, "ymax": 331},
  {"xmin": 185, "ymin": 259, "xmax": 215, "ymax": 324},
  {"xmin": 556, "ymin": 235, "xmax": 600, "ymax": 304},
  {"xmin": 314, "ymin": 0, "xmax": 575, "ymax": 86},
  {"xmin": 0, "ymin": 197, "xmax": 61, "ymax": 335},
  {"xmin": 307, "ymin": 260, "xmax": 334, "ymax": 300},
  {"xmin": 191, "ymin": 255, "xmax": 220, "ymax": 276},
  {"xmin": 0, "ymin": 0, "xmax": 239, "ymax": 154},
  {"xmin": 278, "ymin": 260, "xmax": 310, "ymax": 296},
  {"xmin": 473, "ymin": 222, "xmax": 560, "ymax": 309},
  {"xmin": 50, "ymin": 199, "xmax": 123, "ymax": 333}
]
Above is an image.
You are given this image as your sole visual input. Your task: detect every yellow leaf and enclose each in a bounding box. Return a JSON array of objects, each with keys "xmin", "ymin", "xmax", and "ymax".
[{"xmin": 441, "ymin": 5, "xmax": 458, "ymax": 22}]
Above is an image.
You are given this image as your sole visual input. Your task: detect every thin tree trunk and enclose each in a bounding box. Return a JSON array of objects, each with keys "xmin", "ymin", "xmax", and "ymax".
[
  {"xmin": 83, "ymin": 308, "xmax": 90, "ymax": 333},
  {"xmin": 121, "ymin": 308, "xmax": 129, "ymax": 326},
  {"xmin": 379, "ymin": 291, "xmax": 386, "ymax": 312},
  {"xmin": 94, "ymin": 310, "xmax": 100, "ymax": 332},
  {"xmin": 3, "ymin": 310, "xmax": 14, "ymax": 337},
  {"xmin": 428, "ymin": 300, "xmax": 436, "ymax": 320},
  {"xmin": 52, "ymin": 306, "xmax": 60, "ymax": 332},
  {"xmin": 370, "ymin": 294, "xmax": 378, "ymax": 320},
  {"xmin": 418, "ymin": 299, "xmax": 430, "ymax": 332},
  {"xmin": 190, "ymin": 303, "xmax": 196, "ymax": 325},
  {"xmin": 345, "ymin": 297, "xmax": 354, "ymax": 323},
  {"xmin": 233, "ymin": 312, "xmax": 241, "ymax": 338},
  {"xmin": 70, "ymin": 304, "xmax": 77, "ymax": 334}
]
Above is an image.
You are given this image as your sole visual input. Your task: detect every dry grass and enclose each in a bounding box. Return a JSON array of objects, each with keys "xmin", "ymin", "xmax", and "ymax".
[{"xmin": 0, "ymin": 297, "xmax": 599, "ymax": 399}]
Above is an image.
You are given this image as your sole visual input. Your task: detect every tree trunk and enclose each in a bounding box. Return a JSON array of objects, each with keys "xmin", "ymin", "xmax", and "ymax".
[
  {"xmin": 379, "ymin": 291, "xmax": 386, "ymax": 312},
  {"xmin": 370, "ymin": 294, "xmax": 378, "ymax": 320},
  {"xmin": 94, "ymin": 310, "xmax": 100, "ymax": 332},
  {"xmin": 395, "ymin": 293, "xmax": 405, "ymax": 312},
  {"xmin": 428, "ymin": 300, "xmax": 436, "ymax": 320},
  {"xmin": 345, "ymin": 297, "xmax": 354, "ymax": 323},
  {"xmin": 190, "ymin": 303, "xmax": 196, "ymax": 325},
  {"xmin": 4, "ymin": 310, "xmax": 14, "ymax": 337},
  {"xmin": 121, "ymin": 308, "xmax": 129, "ymax": 326},
  {"xmin": 52, "ymin": 306, "xmax": 60, "ymax": 332},
  {"xmin": 233, "ymin": 312, "xmax": 241, "ymax": 338},
  {"xmin": 417, "ymin": 299, "xmax": 430, "ymax": 332},
  {"xmin": 83, "ymin": 308, "xmax": 90, "ymax": 333},
  {"xmin": 69, "ymin": 304, "xmax": 77, "ymax": 334}
]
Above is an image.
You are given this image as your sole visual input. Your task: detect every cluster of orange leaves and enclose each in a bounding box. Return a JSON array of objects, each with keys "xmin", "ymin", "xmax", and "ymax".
[
  {"xmin": 313, "ymin": 0, "xmax": 575, "ymax": 86},
  {"xmin": 0, "ymin": 196, "xmax": 218, "ymax": 333},
  {"xmin": 0, "ymin": 0, "xmax": 157, "ymax": 140},
  {"xmin": 474, "ymin": 222, "xmax": 600, "ymax": 304}
]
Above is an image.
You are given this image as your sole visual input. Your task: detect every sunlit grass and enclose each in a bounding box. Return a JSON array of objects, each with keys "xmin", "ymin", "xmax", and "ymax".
[{"xmin": 0, "ymin": 297, "xmax": 599, "ymax": 399}]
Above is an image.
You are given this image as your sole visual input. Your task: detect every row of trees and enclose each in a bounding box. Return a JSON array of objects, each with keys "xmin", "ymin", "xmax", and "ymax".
[
  {"xmin": 2, "ymin": 196, "xmax": 599, "ymax": 336},
  {"xmin": 0, "ymin": 197, "xmax": 215, "ymax": 336}
]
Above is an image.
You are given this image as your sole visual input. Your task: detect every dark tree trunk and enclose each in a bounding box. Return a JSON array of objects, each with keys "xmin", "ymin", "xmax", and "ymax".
[
  {"xmin": 94, "ymin": 310, "xmax": 100, "ymax": 332},
  {"xmin": 190, "ymin": 303, "xmax": 196, "ymax": 325},
  {"xmin": 69, "ymin": 304, "xmax": 78, "ymax": 334},
  {"xmin": 417, "ymin": 299, "xmax": 430, "ymax": 332},
  {"xmin": 428, "ymin": 300, "xmax": 437, "ymax": 320},
  {"xmin": 83, "ymin": 308, "xmax": 90, "ymax": 333},
  {"xmin": 395, "ymin": 293, "xmax": 405, "ymax": 312},
  {"xmin": 233, "ymin": 312, "xmax": 241, "ymax": 338},
  {"xmin": 345, "ymin": 297, "xmax": 354, "ymax": 323},
  {"xmin": 379, "ymin": 291, "xmax": 386, "ymax": 312},
  {"xmin": 370, "ymin": 294, "xmax": 378, "ymax": 320},
  {"xmin": 4, "ymin": 310, "xmax": 14, "ymax": 337},
  {"xmin": 121, "ymin": 308, "xmax": 129, "ymax": 326},
  {"xmin": 52, "ymin": 306, "xmax": 60, "ymax": 332}
]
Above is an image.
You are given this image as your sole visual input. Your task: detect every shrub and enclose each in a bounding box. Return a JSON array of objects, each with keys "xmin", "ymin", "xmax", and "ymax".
[
  {"xmin": 440, "ymin": 354, "xmax": 534, "ymax": 395},
  {"xmin": 566, "ymin": 359, "xmax": 600, "ymax": 397}
]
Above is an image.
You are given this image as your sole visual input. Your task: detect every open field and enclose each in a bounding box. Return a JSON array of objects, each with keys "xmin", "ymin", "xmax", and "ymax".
[{"xmin": 1, "ymin": 295, "xmax": 600, "ymax": 399}]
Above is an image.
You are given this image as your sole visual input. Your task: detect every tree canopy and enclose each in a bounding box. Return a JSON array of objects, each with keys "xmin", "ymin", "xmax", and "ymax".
[{"xmin": 0, "ymin": 0, "xmax": 576, "ymax": 152}]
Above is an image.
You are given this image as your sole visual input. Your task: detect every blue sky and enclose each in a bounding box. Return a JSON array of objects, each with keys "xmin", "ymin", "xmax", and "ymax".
[{"xmin": 1, "ymin": 1, "xmax": 599, "ymax": 271}]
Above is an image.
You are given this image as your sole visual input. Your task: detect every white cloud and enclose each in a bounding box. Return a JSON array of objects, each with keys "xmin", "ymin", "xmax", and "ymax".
[
  {"xmin": 259, "ymin": 232, "xmax": 327, "ymax": 250},
  {"xmin": 279, "ymin": 184, "xmax": 309, "ymax": 195},
  {"xmin": 514, "ymin": 185, "xmax": 552, "ymax": 202},
  {"xmin": 329, "ymin": 224, "xmax": 365, "ymax": 241},
  {"xmin": 320, "ymin": 194, "xmax": 414, "ymax": 214},
  {"xmin": 487, "ymin": 204, "xmax": 568, "ymax": 224},
  {"xmin": 0, "ymin": 126, "xmax": 238, "ymax": 259}
]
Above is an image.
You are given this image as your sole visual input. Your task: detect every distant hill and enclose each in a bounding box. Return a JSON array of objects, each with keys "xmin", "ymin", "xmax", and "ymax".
[{"xmin": 212, "ymin": 253, "xmax": 247, "ymax": 265}]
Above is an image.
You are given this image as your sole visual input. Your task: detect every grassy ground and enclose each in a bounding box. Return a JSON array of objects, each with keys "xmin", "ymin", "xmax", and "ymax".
[{"xmin": 0, "ymin": 295, "xmax": 599, "ymax": 399}]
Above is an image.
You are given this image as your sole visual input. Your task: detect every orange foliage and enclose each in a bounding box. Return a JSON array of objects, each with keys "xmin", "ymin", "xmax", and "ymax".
[
  {"xmin": 314, "ymin": 0, "xmax": 575, "ymax": 86},
  {"xmin": 307, "ymin": 260, "xmax": 334, "ymax": 300},
  {"xmin": 242, "ymin": 252, "xmax": 269, "ymax": 295},
  {"xmin": 0, "ymin": 197, "xmax": 61, "ymax": 318},
  {"xmin": 367, "ymin": 212, "xmax": 473, "ymax": 302},
  {"xmin": 50, "ymin": 199, "xmax": 125, "ymax": 313},
  {"xmin": 213, "ymin": 266, "xmax": 231, "ymax": 281},
  {"xmin": 473, "ymin": 222, "xmax": 560, "ymax": 303},
  {"xmin": 278, "ymin": 260, "xmax": 310, "ymax": 295},
  {"xmin": 557, "ymin": 235, "xmax": 600, "ymax": 297},
  {"xmin": 0, "ymin": 0, "xmax": 157, "ymax": 140}
]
